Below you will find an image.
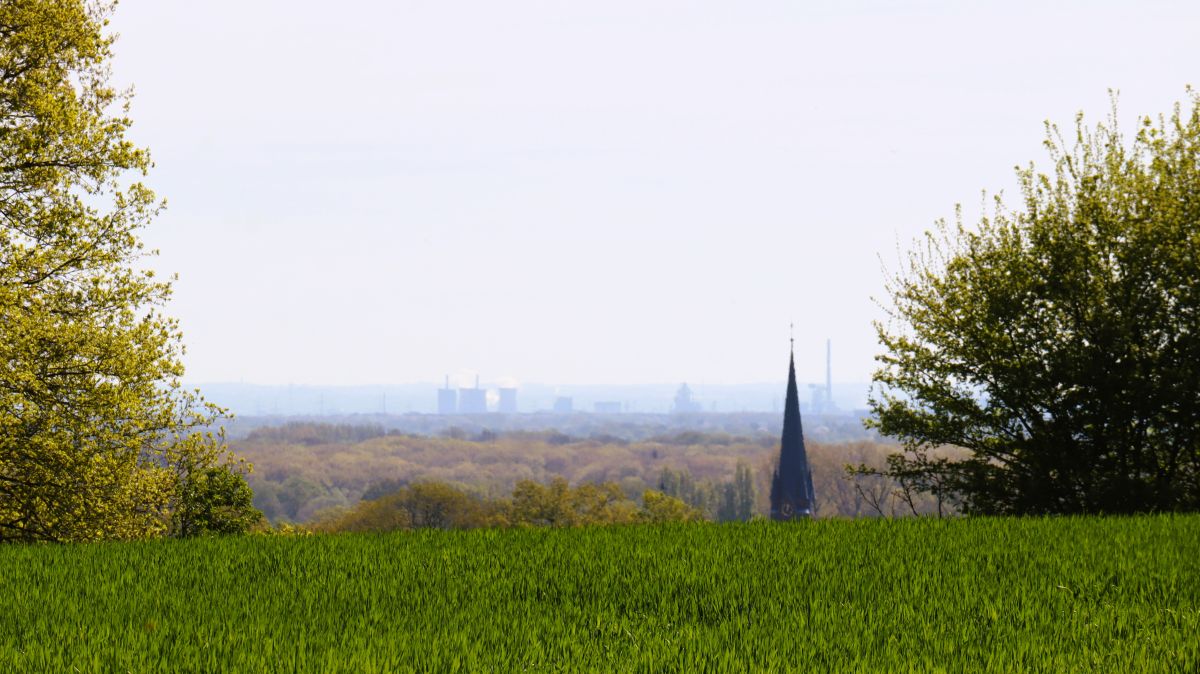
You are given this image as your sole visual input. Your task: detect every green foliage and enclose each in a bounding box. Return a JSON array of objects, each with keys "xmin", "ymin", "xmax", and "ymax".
[
  {"xmin": 172, "ymin": 463, "xmax": 263, "ymax": 537},
  {"xmin": 320, "ymin": 478, "xmax": 697, "ymax": 532},
  {"xmin": 277, "ymin": 476, "xmax": 325, "ymax": 521},
  {"xmin": 366, "ymin": 482, "xmax": 502, "ymax": 530},
  {"xmin": 658, "ymin": 462, "xmax": 756, "ymax": 522},
  {"xmin": 241, "ymin": 426, "xmax": 923, "ymax": 524},
  {"xmin": 0, "ymin": 516, "xmax": 1196, "ymax": 671},
  {"xmin": 871, "ymin": 92, "xmax": 1200, "ymax": 515},
  {"xmin": 0, "ymin": 1, "xmax": 243, "ymax": 541},
  {"xmin": 639, "ymin": 490, "xmax": 703, "ymax": 523},
  {"xmin": 510, "ymin": 478, "xmax": 642, "ymax": 527},
  {"xmin": 247, "ymin": 423, "xmax": 392, "ymax": 446},
  {"xmin": 509, "ymin": 477, "xmax": 577, "ymax": 527},
  {"xmin": 317, "ymin": 481, "xmax": 494, "ymax": 532}
]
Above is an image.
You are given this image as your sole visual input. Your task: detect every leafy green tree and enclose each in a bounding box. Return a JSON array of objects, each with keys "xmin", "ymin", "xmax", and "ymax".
[
  {"xmin": 172, "ymin": 464, "xmax": 263, "ymax": 537},
  {"xmin": 318, "ymin": 481, "xmax": 505, "ymax": 532},
  {"xmin": 277, "ymin": 476, "xmax": 324, "ymax": 521},
  {"xmin": 397, "ymin": 482, "xmax": 497, "ymax": 529},
  {"xmin": 318, "ymin": 495, "xmax": 412, "ymax": 533},
  {"xmin": 508, "ymin": 478, "xmax": 642, "ymax": 527},
  {"xmin": 567, "ymin": 481, "xmax": 640, "ymax": 525},
  {"xmin": 869, "ymin": 93, "xmax": 1200, "ymax": 515},
  {"xmin": 718, "ymin": 482, "xmax": 737, "ymax": 522},
  {"xmin": 0, "ymin": 1, "xmax": 241, "ymax": 541},
  {"xmin": 716, "ymin": 463, "xmax": 757, "ymax": 522},
  {"xmin": 249, "ymin": 480, "xmax": 285, "ymax": 522},
  {"xmin": 734, "ymin": 461, "xmax": 756, "ymax": 520},
  {"xmin": 511, "ymin": 477, "xmax": 575, "ymax": 527},
  {"xmin": 639, "ymin": 490, "xmax": 703, "ymax": 523}
]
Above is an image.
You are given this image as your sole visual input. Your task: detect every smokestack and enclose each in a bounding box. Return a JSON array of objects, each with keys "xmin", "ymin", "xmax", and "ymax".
[
  {"xmin": 826, "ymin": 338, "xmax": 833, "ymax": 405},
  {"xmin": 475, "ymin": 374, "xmax": 480, "ymax": 389}
]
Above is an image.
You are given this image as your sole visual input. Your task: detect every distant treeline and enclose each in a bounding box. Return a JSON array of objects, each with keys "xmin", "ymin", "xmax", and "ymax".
[
  {"xmin": 222, "ymin": 411, "xmax": 879, "ymax": 443},
  {"xmin": 315, "ymin": 479, "xmax": 703, "ymax": 533},
  {"xmin": 234, "ymin": 424, "xmax": 944, "ymax": 525}
]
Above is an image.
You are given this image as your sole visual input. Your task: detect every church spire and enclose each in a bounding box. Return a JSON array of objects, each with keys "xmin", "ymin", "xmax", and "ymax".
[{"xmin": 771, "ymin": 335, "xmax": 815, "ymax": 520}]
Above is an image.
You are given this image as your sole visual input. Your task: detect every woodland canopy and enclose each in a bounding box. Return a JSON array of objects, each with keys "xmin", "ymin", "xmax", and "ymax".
[{"xmin": 232, "ymin": 423, "xmax": 941, "ymax": 524}]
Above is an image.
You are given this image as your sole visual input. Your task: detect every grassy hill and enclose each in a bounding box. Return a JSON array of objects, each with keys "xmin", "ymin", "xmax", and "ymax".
[{"xmin": 2, "ymin": 516, "xmax": 1196, "ymax": 672}]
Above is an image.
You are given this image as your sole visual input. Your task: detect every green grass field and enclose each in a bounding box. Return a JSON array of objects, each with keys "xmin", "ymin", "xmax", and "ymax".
[{"xmin": 1, "ymin": 516, "xmax": 1196, "ymax": 673}]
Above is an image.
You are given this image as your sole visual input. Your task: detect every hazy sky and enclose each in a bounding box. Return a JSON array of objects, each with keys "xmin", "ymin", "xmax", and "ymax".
[{"xmin": 109, "ymin": 1, "xmax": 1197, "ymax": 387}]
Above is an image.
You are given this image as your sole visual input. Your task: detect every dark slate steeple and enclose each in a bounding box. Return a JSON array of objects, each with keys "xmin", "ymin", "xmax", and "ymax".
[{"xmin": 770, "ymin": 337, "xmax": 815, "ymax": 520}]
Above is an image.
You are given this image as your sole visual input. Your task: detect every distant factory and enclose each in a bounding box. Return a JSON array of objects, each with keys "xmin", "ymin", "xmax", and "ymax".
[
  {"xmin": 432, "ymin": 339, "xmax": 846, "ymax": 416},
  {"xmin": 498, "ymin": 387, "xmax": 518, "ymax": 414},
  {"xmin": 437, "ymin": 376, "xmax": 457, "ymax": 414},
  {"xmin": 671, "ymin": 383, "xmax": 702, "ymax": 414},
  {"xmin": 806, "ymin": 339, "xmax": 838, "ymax": 415},
  {"xmin": 436, "ymin": 375, "xmax": 519, "ymax": 415}
]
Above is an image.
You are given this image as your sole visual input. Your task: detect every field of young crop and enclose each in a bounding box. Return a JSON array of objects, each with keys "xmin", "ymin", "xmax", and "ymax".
[{"xmin": 1, "ymin": 516, "xmax": 1196, "ymax": 673}]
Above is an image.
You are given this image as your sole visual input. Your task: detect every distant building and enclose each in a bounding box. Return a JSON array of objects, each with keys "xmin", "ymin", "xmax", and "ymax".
[
  {"xmin": 497, "ymin": 387, "xmax": 518, "ymax": 414},
  {"xmin": 808, "ymin": 384, "xmax": 827, "ymax": 414},
  {"xmin": 807, "ymin": 339, "xmax": 839, "ymax": 415},
  {"xmin": 825, "ymin": 338, "xmax": 833, "ymax": 410},
  {"xmin": 771, "ymin": 343, "xmax": 815, "ymax": 520},
  {"xmin": 593, "ymin": 401, "xmax": 622, "ymax": 414},
  {"xmin": 458, "ymin": 388, "xmax": 486, "ymax": 414},
  {"xmin": 458, "ymin": 375, "xmax": 487, "ymax": 414},
  {"xmin": 552, "ymin": 396, "xmax": 573, "ymax": 413},
  {"xmin": 671, "ymin": 383, "xmax": 703, "ymax": 414},
  {"xmin": 437, "ymin": 375, "xmax": 457, "ymax": 415}
]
